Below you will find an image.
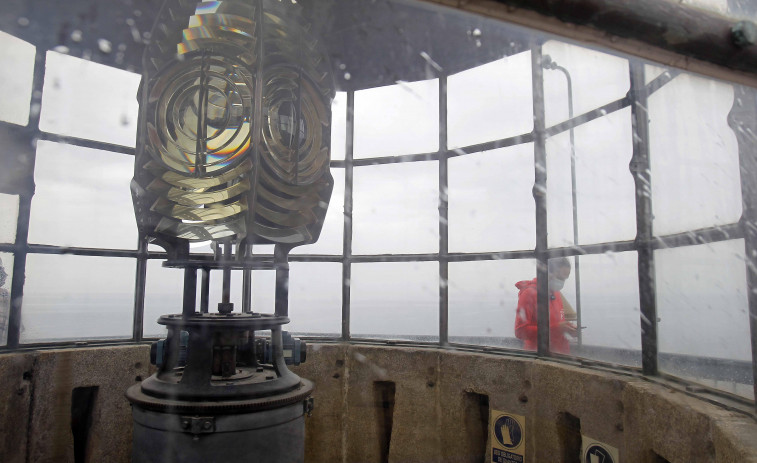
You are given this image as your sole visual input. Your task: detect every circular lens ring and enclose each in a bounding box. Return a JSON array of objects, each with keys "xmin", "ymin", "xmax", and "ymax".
[
  {"xmin": 148, "ymin": 54, "xmax": 255, "ymax": 177},
  {"xmin": 260, "ymin": 70, "xmax": 327, "ymax": 185}
]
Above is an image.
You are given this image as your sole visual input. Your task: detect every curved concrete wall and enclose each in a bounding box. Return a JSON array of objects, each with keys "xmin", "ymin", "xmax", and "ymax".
[
  {"xmin": 0, "ymin": 343, "xmax": 755, "ymax": 462},
  {"xmin": 291, "ymin": 344, "xmax": 757, "ymax": 463}
]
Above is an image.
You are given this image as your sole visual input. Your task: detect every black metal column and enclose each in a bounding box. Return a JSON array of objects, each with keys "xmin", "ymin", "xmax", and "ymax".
[
  {"xmin": 201, "ymin": 268, "xmax": 211, "ymax": 313},
  {"xmin": 629, "ymin": 61, "xmax": 658, "ymax": 376},
  {"xmin": 132, "ymin": 232, "xmax": 148, "ymax": 341},
  {"xmin": 531, "ymin": 44, "xmax": 550, "ymax": 356},
  {"xmin": 7, "ymin": 49, "xmax": 46, "ymax": 348},
  {"xmin": 182, "ymin": 267, "xmax": 198, "ymax": 317},
  {"xmin": 274, "ymin": 245, "xmax": 290, "ymax": 317},
  {"xmin": 438, "ymin": 75, "xmax": 449, "ymax": 347},
  {"xmin": 341, "ymin": 91, "xmax": 355, "ymax": 341},
  {"xmin": 729, "ymin": 84, "xmax": 757, "ymax": 411}
]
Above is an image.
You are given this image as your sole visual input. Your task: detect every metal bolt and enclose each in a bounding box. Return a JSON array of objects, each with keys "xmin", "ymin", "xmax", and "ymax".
[
  {"xmin": 732, "ymin": 21, "xmax": 757, "ymax": 48},
  {"xmin": 203, "ymin": 421, "xmax": 212, "ymax": 430},
  {"xmin": 181, "ymin": 419, "xmax": 190, "ymax": 429}
]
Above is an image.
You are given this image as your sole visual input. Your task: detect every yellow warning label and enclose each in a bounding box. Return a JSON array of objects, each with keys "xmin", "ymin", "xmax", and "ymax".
[
  {"xmin": 490, "ymin": 411, "xmax": 525, "ymax": 463},
  {"xmin": 582, "ymin": 435, "xmax": 619, "ymax": 463}
]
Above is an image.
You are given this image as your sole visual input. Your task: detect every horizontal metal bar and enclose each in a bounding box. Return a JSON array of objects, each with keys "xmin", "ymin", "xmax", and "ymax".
[
  {"xmin": 38, "ymin": 132, "xmax": 136, "ymax": 156},
  {"xmin": 652, "ymin": 223, "xmax": 743, "ymax": 250},
  {"xmin": 646, "ymin": 69, "xmax": 680, "ymax": 95},
  {"xmin": 8, "ymin": 226, "xmax": 739, "ymax": 265},
  {"xmin": 288, "ymin": 254, "xmax": 344, "ymax": 263},
  {"xmin": 351, "ymin": 151, "xmax": 440, "ymax": 167},
  {"xmin": 446, "ymin": 133, "xmax": 536, "ymax": 157},
  {"xmin": 547, "ymin": 240, "xmax": 637, "ymax": 257},
  {"xmin": 12, "ymin": 244, "xmax": 140, "ymax": 258},
  {"xmin": 447, "ymin": 250, "xmax": 536, "ymax": 261},
  {"xmin": 0, "ymin": 339, "xmax": 141, "ymax": 352},
  {"xmin": 350, "ymin": 253, "xmax": 441, "ymax": 263},
  {"xmin": 545, "ymin": 96, "xmax": 630, "ymax": 138}
]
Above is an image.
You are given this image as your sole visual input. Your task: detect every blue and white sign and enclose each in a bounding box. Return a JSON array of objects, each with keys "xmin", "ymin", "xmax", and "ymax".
[
  {"xmin": 582, "ymin": 436, "xmax": 619, "ymax": 463},
  {"xmin": 490, "ymin": 411, "xmax": 525, "ymax": 463}
]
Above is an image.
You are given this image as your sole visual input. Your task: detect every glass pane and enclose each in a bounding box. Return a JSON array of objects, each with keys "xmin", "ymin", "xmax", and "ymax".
[
  {"xmin": 330, "ymin": 92, "xmax": 347, "ymax": 162},
  {"xmin": 447, "ymin": 51, "xmax": 533, "ymax": 149},
  {"xmin": 292, "ymin": 168, "xmax": 344, "ymax": 255},
  {"xmin": 39, "ymin": 51, "xmax": 140, "ymax": 147},
  {"xmin": 21, "ymin": 254, "xmax": 135, "ymax": 343},
  {"xmin": 448, "ymin": 144, "xmax": 535, "ymax": 252},
  {"xmin": 656, "ymin": 240, "xmax": 753, "ymax": 399},
  {"xmin": 547, "ymin": 109, "xmax": 635, "ymax": 247},
  {"xmin": 0, "ymin": 32, "xmax": 35, "ymax": 126},
  {"xmin": 542, "ymin": 40, "xmax": 630, "ymax": 128},
  {"xmin": 0, "ymin": 253, "xmax": 13, "ymax": 346},
  {"xmin": 570, "ymin": 251, "xmax": 641, "ymax": 366},
  {"xmin": 0, "ymin": 193, "xmax": 19, "ymax": 243},
  {"xmin": 351, "ymin": 261, "xmax": 438, "ymax": 341},
  {"xmin": 288, "ymin": 262, "xmax": 341, "ymax": 337},
  {"xmin": 143, "ymin": 260, "xmax": 184, "ymax": 338},
  {"xmin": 352, "ymin": 162, "xmax": 438, "ymax": 254},
  {"xmin": 649, "ymin": 73, "xmax": 741, "ymax": 236},
  {"xmin": 353, "ymin": 79, "xmax": 439, "ymax": 159},
  {"xmin": 449, "ymin": 259, "xmax": 535, "ymax": 348},
  {"xmin": 28, "ymin": 141, "xmax": 137, "ymax": 249}
]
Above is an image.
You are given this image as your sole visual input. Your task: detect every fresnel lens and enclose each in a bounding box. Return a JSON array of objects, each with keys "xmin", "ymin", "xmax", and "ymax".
[{"xmin": 126, "ymin": 1, "xmax": 334, "ymax": 461}]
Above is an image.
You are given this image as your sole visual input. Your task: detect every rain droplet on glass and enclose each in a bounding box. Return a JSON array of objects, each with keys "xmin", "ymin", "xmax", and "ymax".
[{"xmin": 98, "ymin": 39, "xmax": 113, "ymax": 54}]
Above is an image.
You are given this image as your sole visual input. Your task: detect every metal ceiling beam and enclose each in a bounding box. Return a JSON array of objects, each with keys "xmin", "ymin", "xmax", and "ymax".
[{"xmin": 420, "ymin": 0, "xmax": 757, "ymax": 88}]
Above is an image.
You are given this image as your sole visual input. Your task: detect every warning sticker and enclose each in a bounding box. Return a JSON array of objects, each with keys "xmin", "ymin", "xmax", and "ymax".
[
  {"xmin": 490, "ymin": 411, "xmax": 525, "ymax": 463},
  {"xmin": 582, "ymin": 435, "xmax": 619, "ymax": 463}
]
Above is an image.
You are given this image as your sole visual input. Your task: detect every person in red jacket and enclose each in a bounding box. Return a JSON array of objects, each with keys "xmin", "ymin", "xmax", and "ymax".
[{"xmin": 514, "ymin": 257, "xmax": 578, "ymax": 354}]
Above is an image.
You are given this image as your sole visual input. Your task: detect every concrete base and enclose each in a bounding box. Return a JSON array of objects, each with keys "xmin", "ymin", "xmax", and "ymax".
[
  {"xmin": 1, "ymin": 343, "xmax": 756, "ymax": 463},
  {"xmin": 0, "ymin": 345, "xmax": 152, "ymax": 463},
  {"xmin": 291, "ymin": 344, "xmax": 757, "ymax": 463}
]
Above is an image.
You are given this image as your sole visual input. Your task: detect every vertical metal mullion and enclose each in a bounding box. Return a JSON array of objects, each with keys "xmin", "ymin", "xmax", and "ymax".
[
  {"xmin": 342, "ymin": 91, "xmax": 355, "ymax": 341},
  {"xmin": 182, "ymin": 267, "xmax": 198, "ymax": 316},
  {"xmin": 7, "ymin": 198, "xmax": 31, "ymax": 348},
  {"xmin": 242, "ymin": 267, "xmax": 251, "ymax": 313},
  {"xmin": 201, "ymin": 268, "xmax": 211, "ymax": 313},
  {"xmin": 274, "ymin": 245, "xmax": 290, "ymax": 317},
  {"xmin": 729, "ymin": 84, "xmax": 757, "ymax": 412},
  {"xmin": 562, "ymin": 68, "xmax": 583, "ymax": 346},
  {"xmin": 7, "ymin": 49, "xmax": 46, "ymax": 348},
  {"xmin": 532, "ymin": 44, "xmax": 550, "ymax": 357},
  {"xmin": 438, "ymin": 75, "xmax": 449, "ymax": 347},
  {"xmin": 629, "ymin": 61, "xmax": 658, "ymax": 376},
  {"xmin": 132, "ymin": 232, "xmax": 148, "ymax": 341}
]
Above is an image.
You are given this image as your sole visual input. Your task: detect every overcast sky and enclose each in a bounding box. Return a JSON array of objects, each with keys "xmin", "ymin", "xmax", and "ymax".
[{"xmin": 0, "ymin": 0, "xmax": 754, "ymax": 397}]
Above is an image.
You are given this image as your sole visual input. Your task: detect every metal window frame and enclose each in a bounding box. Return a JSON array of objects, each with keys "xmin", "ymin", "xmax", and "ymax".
[{"xmin": 0, "ymin": 3, "xmax": 755, "ymax": 414}]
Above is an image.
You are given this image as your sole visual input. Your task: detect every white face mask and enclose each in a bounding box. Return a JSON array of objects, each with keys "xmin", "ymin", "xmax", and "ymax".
[{"xmin": 548, "ymin": 278, "xmax": 565, "ymax": 292}]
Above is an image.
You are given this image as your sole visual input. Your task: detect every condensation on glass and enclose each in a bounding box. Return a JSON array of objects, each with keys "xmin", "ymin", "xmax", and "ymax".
[
  {"xmin": 0, "ymin": 0, "xmax": 754, "ymax": 405},
  {"xmin": 21, "ymin": 254, "xmax": 135, "ymax": 343},
  {"xmin": 351, "ymin": 261, "xmax": 439, "ymax": 341},
  {"xmin": 0, "ymin": 253, "xmax": 13, "ymax": 347},
  {"xmin": 39, "ymin": 51, "xmax": 140, "ymax": 147},
  {"xmin": 28, "ymin": 141, "xmax": 137, "ymax": 249},
  {"xmin": 0, "ymin": 32, "xmax": 35, "ymax": 127}
]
